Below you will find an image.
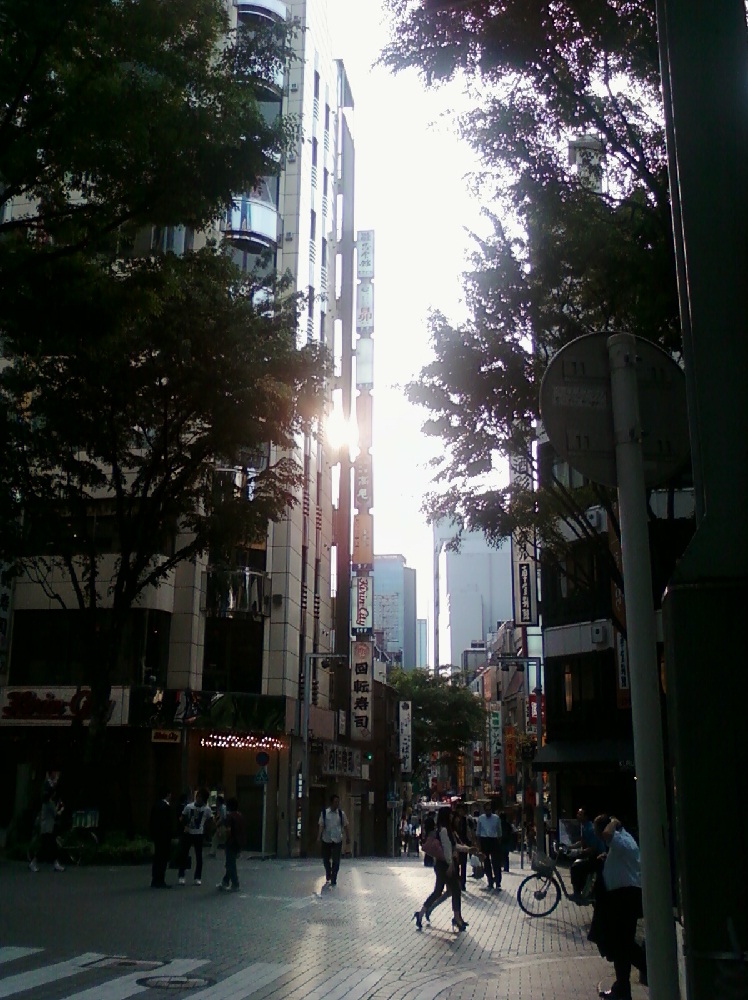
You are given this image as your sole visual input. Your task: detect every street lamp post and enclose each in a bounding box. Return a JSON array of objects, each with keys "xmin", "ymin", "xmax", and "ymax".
[{"xmin": 299, "ymin": 652, "xmax": 347, "ymax": 857}]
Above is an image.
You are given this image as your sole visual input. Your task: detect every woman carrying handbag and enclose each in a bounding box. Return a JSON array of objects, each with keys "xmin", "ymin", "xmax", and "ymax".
[{"xmin": 413, "ymin": 806, "xmax": 468, "ymax": 932}]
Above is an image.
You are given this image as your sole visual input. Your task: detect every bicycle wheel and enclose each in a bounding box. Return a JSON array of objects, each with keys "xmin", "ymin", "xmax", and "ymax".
[
  {"xmin": 517, "ymin": 873, "xmax": 562, "ymax": 916},
  {"xmin": 58, "ymin": 829, "xmax": 98, "ymax": 866}
]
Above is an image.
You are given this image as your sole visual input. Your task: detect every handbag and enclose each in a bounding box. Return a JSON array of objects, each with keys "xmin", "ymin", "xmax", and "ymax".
[{"xmin": 422, "ymin": 830, "xmax": 446, "ymax": 863}]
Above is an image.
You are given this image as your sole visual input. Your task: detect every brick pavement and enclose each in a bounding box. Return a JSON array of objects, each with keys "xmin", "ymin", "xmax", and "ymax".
[{"xmin": 0, "ymin": 852, "xmax": 649, "ymax": 999}]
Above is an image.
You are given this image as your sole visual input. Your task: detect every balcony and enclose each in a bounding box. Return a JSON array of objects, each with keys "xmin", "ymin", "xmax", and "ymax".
[
  {"xmin": 205, "ymin": 568, "xmax": 271, "ymax": 620},
  {"xmin": 223, "ymin": 194, "xmax": 279, "ymax": 252},
  {"xmin": 236, "ymin": 0, "xmax": 287, "ymax": 22}
]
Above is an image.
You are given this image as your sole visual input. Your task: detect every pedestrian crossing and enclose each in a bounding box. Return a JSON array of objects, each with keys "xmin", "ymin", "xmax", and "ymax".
[{"xmin": 0, "ymin": 946, "xmax": 475, "ymax": 999}]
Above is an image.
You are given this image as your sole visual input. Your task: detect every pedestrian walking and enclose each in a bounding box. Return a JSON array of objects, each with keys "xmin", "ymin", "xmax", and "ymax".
[
  {"xmin": 476, "ymin": 801, "xmax": 502, "ymax": 890},
  {"xmin": 209, "ymin": 794, "xmax": 227, "ymax": 858},
  {"xmin": 149, "ymin": 789, "xmax": 173, "ymax": 888},
  {"xmin": 317, "ymin": 793, "xmax": 349, "ymax": 886},
  {"xmin": 422, "ymin": 809, "xmax": 436, "ymax": 868},
  {"xmin": 29, "ymin": 786, "xmax": 65, "ymax": 873},
  {"xmin": 413, "ymin": 806, "xmax": 468, "ymax": 932},
  {"xmin": 217, "ymin": 797, "xmax": 245, "ymax": 892},
  {"xmin": 588, "ymin": 815, "xmax": 648, "ymax": 1000},
  {"xmin": 453, "ymin": 803, "xmax": 471, "ymax": 890},
  {"xmin": 499, "ymin": 810, "xmax": 513, "ymax": 872},
  {"xmin": 177, "ymin": 788, "xmax": 212, "ymax": 886}
]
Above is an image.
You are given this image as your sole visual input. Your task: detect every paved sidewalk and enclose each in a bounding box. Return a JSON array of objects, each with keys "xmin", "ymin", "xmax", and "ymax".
[{"xmin": 0, "ymin": 852, "xmax": 649, "ymax": 999}]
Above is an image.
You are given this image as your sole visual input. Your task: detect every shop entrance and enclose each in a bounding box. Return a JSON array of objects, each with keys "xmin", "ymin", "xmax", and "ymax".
[{"xmin": 235, "ymin": 779, "xmax": 264, "ymax": 853}]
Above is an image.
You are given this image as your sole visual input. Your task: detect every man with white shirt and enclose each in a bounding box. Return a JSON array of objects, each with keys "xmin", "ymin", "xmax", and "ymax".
[
  {"xmin": 593, "ymin": 815, "xmax": 648, "ymax": 999},
  {"xmin": 317, "ymin": 794, "xmax": 350, "ymax": 886},
  {"xmin": 476, "ymin": 801, "xmax": 502, "ymax": 890}
]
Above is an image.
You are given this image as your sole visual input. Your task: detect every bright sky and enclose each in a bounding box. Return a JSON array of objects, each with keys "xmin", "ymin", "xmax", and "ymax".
[{"xmin": 328, "ymin": 1, "xmax": 484, "ymax": 624}]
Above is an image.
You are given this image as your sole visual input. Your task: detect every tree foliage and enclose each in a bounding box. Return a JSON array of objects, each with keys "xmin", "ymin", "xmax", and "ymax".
[
  {"xmin": 380, "ymin": 1, "xmax": 686, "ymax": 573},
  {"xmin": 0, "ymin": 0, "xmax": 325, "ymax": 753},
  {"xmin": 0, "ymin": 250, "xmax": 329, "ymax": 737},
  {"xmin": 0, "ymin": 0, "xmax": 294, "ymax": 263},
  {"xmin": 389, "ymin": 668, "xmax": 485, "ymax": 789}
]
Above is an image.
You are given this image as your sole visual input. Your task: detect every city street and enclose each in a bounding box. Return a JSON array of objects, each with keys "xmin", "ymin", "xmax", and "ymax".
[{"xmin": 0, "ymin": 853, "xmax": 648, "ymax": 1000}]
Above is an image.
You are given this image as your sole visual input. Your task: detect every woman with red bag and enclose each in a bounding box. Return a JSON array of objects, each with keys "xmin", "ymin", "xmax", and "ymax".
[{"xmin": 412, "ymin": 806, "xmax": 468, "ymax": 932}]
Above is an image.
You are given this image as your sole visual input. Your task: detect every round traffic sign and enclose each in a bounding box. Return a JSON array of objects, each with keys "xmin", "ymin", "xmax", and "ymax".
[{"xmin": 539, "ymin": 333, "xmax": 689, "ymax": 487}]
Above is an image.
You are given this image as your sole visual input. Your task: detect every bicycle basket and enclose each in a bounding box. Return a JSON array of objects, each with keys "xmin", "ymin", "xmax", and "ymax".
[{"xmin": 531, "ymin": 851, "xmax": 556, "ymax": 877}]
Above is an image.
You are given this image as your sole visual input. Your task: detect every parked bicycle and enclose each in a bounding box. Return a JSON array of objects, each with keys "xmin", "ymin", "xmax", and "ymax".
[
  {"xmin": 516, "ymin": 850, "xmax": 596, "ymax": 917},
  {"xmin": 27, "ymin": 809, "xmax": 99, "ymax": 867}
]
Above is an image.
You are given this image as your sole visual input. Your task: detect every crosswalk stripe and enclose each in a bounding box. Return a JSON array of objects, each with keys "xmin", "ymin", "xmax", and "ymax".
[
  {"xmin": 57, "ymin": 958, "xmax": 208, "ymax": 1000},
  {"xmin": 317, "ymin": 968, "xmax": 389, "ymax": 1000},
  {"xmin": 0, "ymin": 951, "xmax": 43, "ymax": 968},
  {"xmin": 0, "ymin": 953, "xmax": 104, "ymax": 998},
  {"xmin": 186, "ymin": 962, "xmax": 292, "ymax": 999}
]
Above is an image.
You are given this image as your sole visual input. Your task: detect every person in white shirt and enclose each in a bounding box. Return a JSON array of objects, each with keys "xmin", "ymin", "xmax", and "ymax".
[
  {"xmin": 592, "ymin": 815, "xmax": 648, "ymax": 1000},
  {"xmin": 317, "ymin": 794, "xmax": 349, "ymax": 886},
  {"xmin": 476, "ymin": 801, "xmax": 503, "ymax": 890},
  {"xmin": 178, "ymin": 789, "xmax": 212, "ymax": 886}
]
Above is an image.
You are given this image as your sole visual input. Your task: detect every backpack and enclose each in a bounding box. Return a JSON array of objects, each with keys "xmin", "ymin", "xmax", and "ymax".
[{"xmin": 321, "ymin": 808, "xmax": 344, "ymax": 831}]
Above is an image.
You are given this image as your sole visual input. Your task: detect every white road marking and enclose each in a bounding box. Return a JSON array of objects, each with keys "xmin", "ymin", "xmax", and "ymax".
[
  {"xmin": 186, "ymin": 962, "xmax": 293, "ymax": 999},
  {"xmin": 306, "ymin": 968, "xmax": 389, "ymax": 1000},
  {"xmin": 57, "ymin": 958, "xmax": 208, "ymax": 1000},
  {"xmin": 0, "ymin": 951, "xmax": 42, "ymax": 968},
  {"xmin": 0, "ymin": 952, "xmax": 104, "ymax": 998}
]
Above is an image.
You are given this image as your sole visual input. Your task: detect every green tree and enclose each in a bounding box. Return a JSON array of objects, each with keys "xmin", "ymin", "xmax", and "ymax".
[
  {"xmin": 389, "ymin": 667, "xmax": 485, "ymax": 792},
  {"xmin": 0, "ymin": 0, "xmax": 322, "ymax": 775},
  {"xmin": 0, "ymin": 0, "xmax": 294, "ymax": 266},
  {"xmin": 381, "ymin": 1, "xmax": 687, "ymax": 580},
  {"xmin": 0, "ymin": 250, "xmax": 329, "ymax": 743}
]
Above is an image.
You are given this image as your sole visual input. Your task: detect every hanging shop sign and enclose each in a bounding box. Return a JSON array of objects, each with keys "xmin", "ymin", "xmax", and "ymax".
[
  {"xmin": 350, "ymin": 639, "xmax": 373, "ymax": 740},
  {"xmin": 357, "ymin": 230, "xmax": 375, "ymax": 279},
  {"xmin": 351, "ymin": 573, "xmax": 373, "ymax": 635},
  {"xmin": 399, "ymin": 701, "xmax": 412, "ymax": 773},
  {"xmin": 0, "ymin": 686, "xmax": 129, "ymax": 726},
  {"xmin": 322, "ymin": 742, "xmax": 362, "ymax": 777}
]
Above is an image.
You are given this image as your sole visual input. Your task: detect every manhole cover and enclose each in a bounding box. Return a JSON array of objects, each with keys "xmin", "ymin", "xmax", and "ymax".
[{"xmin": 137, "ymin": 976, "xmax": 215, "ymax": 990}]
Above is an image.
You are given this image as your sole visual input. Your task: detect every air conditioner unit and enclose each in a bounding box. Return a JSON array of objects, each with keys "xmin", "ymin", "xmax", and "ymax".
[
  {"xmin": 591, "ymin": 623, "xmax": 607, "ymax": 645},
  {"xmin": 586, "ymin": 509, "xmax": 601, "ymax": 529}
]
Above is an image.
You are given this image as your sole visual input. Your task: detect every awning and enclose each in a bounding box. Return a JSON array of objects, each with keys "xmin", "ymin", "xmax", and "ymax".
[{"xmin": 532, "ymin": 739, "xmax": 635, "ymax": 772}]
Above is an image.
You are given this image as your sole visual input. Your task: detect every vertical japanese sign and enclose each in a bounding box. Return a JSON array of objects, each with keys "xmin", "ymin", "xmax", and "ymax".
[
  {"xmin": 351, "ymin": 574, "xmax": 373, "ymax": 635},
  {"xmin": 357, "ymin": 230, "xmax": 374, "ymax": 278},
  {"xmin": 399, "ymin": 701, "xmax": 412, "ymax": 773},
  {"xmin": 351, "ymin": 640, "xmax": 373, "ymax": 740},
  {"xmin": 608, "ymin": 501, "xmax": 631, "ymax": 708},
  {"xmin": 509, "ymin": 451, "xmax": 538, "ymax": 625},
  {"xmin": 490, "ymin": 706, "xmax": 501, "ymax": 792}
]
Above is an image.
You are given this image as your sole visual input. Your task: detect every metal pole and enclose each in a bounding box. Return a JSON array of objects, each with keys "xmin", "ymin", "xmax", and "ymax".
[
  {"xmin": 300, "ymin": 652, "xmax": 312, "ymax": 858},
  {"xmin": 533, "ymin": 657, "xmax": 544, "ymax": 855},
  {"xmin": 608, "ymin": 334, "xmax": 680, "ymax": 1000}
]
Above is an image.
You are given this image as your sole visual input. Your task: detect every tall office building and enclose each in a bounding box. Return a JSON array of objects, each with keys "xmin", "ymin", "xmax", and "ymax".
[
  {"xmin": 1, "ymin": 0, "xmax": 358, "ymax": 857},
  {"xmin": 373, "ymin": 555, "xmax": 417, "ymax": 670},
  {"xmin": 433, "ymin": 522, "xmax": 513, "ymax": 671}
]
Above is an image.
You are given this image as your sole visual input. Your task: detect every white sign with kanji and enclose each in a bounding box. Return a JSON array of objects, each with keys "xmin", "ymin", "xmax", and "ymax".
[{"xmin": 350, "ymin": 640, "xmax": 373, "ymax": 740}]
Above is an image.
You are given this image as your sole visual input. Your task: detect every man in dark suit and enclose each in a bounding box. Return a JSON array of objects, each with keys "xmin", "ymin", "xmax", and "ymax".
[{"xmin": 150, "ymin": 789, "xmax": 173, "ymax": 888}]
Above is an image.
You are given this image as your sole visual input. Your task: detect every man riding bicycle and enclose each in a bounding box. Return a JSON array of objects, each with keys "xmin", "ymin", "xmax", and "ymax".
[{"xmin": 569, "ymin": 807, "xmax": 606, "ymax": 899}]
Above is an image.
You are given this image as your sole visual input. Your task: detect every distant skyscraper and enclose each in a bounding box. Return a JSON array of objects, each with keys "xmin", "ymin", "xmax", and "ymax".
[
  {"xmin": 373, "ymin": 554, "xmax": 416, "ymax": 669},
  {"xmin": 433, "ymin": 522, "xmax": 513, "ymax": 670},
  {"xmin": 416, "ymin": 618, "xmax": 428, "ymax": 669}
]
